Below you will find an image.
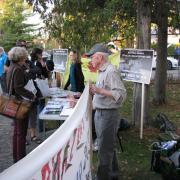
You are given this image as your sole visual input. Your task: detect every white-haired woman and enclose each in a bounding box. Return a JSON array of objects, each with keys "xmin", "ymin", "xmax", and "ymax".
[{"xmin": 6, "ymin": 47, "xmax": 35, "ymax": 163}]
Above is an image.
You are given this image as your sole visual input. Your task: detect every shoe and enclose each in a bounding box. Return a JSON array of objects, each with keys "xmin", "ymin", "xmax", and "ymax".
[
  {"xmin": 92, "ymin": 174, "xmax": 98, "ymax": 180},
  {"xmin": 31, "ymin": 136, "xmax": 42, "ymax": 144},
  {"xmin": 93, "ymin": 139, "xmax": 99, "ymax": 151},
  {"xmin": 25, "ymin": 140, "xmax": 30, "ymax": 145}
]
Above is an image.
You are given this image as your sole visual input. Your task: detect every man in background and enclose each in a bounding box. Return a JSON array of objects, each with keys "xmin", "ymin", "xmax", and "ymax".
[
  {"xmin": 174, "ymin": 46, "xmax": 180, "ymax": 66},
  {"xmin": 0, "ymin": 47, "xmax": 7, "ymax": 93}
]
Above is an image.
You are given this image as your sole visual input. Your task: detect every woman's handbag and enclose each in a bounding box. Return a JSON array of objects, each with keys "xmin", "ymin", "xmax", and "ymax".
[
  {"xmin": 0, "ymin": 94, "xmax": 32, "ymax": 120},
  {"xmin": 0, "ymin": 67, "xmax": 32, "ymax": 120}
]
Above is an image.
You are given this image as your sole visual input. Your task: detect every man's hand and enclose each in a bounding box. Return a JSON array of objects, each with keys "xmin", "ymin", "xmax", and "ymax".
[
  {"xmin": 67, "ymin": 94, "xmax": 77, "ymax": 108},
  {"xmin": 90, "ymin": 84, "xmax": 101, "ymax": 95},
  {"xmin": 90, "ymin": 84, "xmax": 113, "ymax": 97}
]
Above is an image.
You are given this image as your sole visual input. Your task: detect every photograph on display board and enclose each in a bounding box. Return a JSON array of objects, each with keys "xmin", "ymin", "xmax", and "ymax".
[
  {"xmin": 53, "ymin": 49, "xmax": 68, "ymax": 72},
  {"xmin": 119, "ymin": 49, "xmax": 154, "ymax": 84}
]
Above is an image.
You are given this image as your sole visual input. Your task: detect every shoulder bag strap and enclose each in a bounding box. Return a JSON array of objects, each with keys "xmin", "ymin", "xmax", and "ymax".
[{"xmin": 8, "ymin": 67, "xmax": 17, "ymax": 96}]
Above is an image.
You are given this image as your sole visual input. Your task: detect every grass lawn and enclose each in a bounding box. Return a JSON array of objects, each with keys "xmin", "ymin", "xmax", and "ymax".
[{"xmin": 93, "ymin": 81, "xmax": 180, "ymax": 180}]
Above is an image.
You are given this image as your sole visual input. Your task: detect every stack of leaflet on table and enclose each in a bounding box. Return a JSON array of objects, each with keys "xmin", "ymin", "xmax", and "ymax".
[
  {"xmin": 43, "ymin": 101, "xmax": 63, "ymax": 115},
  {"xmin": 49, "ymin": 88, "xmax": 68, "ymax": 98},
  {"xmin": 49, "ymin": 87, "xmax": 80, "ymax": 98},
  {"xmin": 60, "ymin": 106, "xmax": 74, "ymax": 117}
]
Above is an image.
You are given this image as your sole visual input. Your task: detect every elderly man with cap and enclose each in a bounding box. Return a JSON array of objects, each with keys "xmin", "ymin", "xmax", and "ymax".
[{"xmin": 88, "ymin": 44, "xmax": 126, "ymax": 180}]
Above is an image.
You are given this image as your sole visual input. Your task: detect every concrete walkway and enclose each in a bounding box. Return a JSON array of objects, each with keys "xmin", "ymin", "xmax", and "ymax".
[
  {"xmin": 0, "ymin": 85, "xmax": 59, "ymax": 173},
  {"xmin": 0, "ymin": 115, "xmax": 13, "ymax": 172},
  {"xmin": 0, "ymin": 115, "xmax": 55, "ymax": 173}
]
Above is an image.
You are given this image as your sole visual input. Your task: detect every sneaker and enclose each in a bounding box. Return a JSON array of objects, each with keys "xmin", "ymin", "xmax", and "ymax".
[
  {"xmin": 25, "ymin": 140, "xmax": 30, "ymax": 145},
  {"xmin": 93, "ymin": 139, "xmax": 99, "ymax": 151},
  {"xmin": 31, "ymin": 136, "xmax": 42, "ymax": 144}
]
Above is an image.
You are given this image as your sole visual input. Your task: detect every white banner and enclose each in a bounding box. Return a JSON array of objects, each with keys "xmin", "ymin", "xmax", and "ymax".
[{"xmin": 0, "ymin": 84, "xmax": 92, "ymax": 180}]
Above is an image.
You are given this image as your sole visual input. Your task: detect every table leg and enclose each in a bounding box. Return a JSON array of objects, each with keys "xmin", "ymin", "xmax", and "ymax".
[{"xmin": 43, "ymin": 120, "xmax": 46, "ymax": 138}]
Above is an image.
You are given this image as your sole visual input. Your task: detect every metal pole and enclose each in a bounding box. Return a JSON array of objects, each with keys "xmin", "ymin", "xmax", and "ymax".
[
  {"xmin": 178, "ymin": 62, "xmax": 180, "ymax": 80},
  {"xmin": 61, "ymin": 72, "xmax": 65, "ymax": 88},
  {"xmin": 140, "ymin": 83, "xmax": 145, "ymax": 139}
]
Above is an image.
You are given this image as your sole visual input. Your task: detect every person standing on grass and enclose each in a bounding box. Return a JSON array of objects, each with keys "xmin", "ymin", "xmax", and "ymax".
[{"xmin": 89, "ymin": 52, "xmax": 126, "ymax": 180}]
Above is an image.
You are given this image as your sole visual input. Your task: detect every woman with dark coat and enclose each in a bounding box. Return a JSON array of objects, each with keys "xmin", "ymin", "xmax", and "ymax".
[
  {"xmin": 64, "ymin": 50, "xmax": 85, "ymax": 93},
  {"xmin": 6, "ymin": 47, "xmax": 35, "ymax": 163},
  {"xmin": 28, "ymin": 47, "xmax": 48, "ymax": 142},
  {"xmin": 31, "ymin": 48, "xmax": 49, "ymax": 79}
]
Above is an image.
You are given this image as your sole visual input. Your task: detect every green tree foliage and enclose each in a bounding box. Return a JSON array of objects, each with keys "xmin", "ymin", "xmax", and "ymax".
[
  {"xmin": 106, "ymin": 0, "xmax": 136, "ymax": 47},
  {"xmin": 27, "ymin": 0, "xmax": 136, "ymax": 52},
  {"xmin": 151, "ymin": 0, "xmax": 180, "ymax": 29},
  {"xmin": 151, "ymin": 0, "xmax": 180, "ymax": 104},
  {"xmin": 0, "ymin": 0, "xmax": 37, "ymax": 51},
  {"xmin": 27, "ymin": 0, "xmax": 179, "ymax": 52}
]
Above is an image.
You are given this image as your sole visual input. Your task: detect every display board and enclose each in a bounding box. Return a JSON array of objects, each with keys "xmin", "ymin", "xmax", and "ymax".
[
  {"xmin": 120, "ymin": 49, "xmax": 154, "ymax": 84},
  {"xmin": 53, "ymin": 49, "xmax": 68, "ymax": 72}
]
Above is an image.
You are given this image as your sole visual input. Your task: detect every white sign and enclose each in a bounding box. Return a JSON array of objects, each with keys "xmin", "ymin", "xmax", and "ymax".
[
  {"xmin": 120, "ymin": 49, "xmax": 154, "ymax": 84},
  {"xmin": 0, "ymin": 85, "xmax": 92, "ymax": 180},
  {"xmin": 53, "ymin": 49, "xmax": 68, "ymax": 72}
]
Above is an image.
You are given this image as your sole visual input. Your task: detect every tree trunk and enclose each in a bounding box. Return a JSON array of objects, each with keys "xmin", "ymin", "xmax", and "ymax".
[
  {"xmin": 154, "ymin": 0, "xmax": 168, "ymax": 104},
  {"xmin": 133, "ymin": 0, "xmax": 151, "ymax": 127}
]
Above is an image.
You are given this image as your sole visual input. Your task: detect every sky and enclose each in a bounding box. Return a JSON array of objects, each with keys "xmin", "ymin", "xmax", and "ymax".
[{"xmin": 26, "ymin": 12, "xmax": 43, "ymax": 26}]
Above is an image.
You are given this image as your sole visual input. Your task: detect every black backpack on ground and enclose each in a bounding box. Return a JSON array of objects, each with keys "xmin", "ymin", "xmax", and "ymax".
[
  {"xmin": 155, "ymin": 113, "xmax": 176, "ymax": 133},
  {"xmin": 150, "ymin": 140, "xmax": 180, "ymax": 180},
  {"xmin": 151, "ymin": 113, "xmax": 180, "ymax": 179},
  {"xmin": 118, "ymin": 118, "xmax": 130, "ymax": 131}
]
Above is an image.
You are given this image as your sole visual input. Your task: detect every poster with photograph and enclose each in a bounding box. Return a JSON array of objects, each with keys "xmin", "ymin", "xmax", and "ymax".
[
  {"xmin": 120, "ymin": 49, "xmax": 154, "ymax": 84},
  {"xmin": 53, "ymin": 49, "xmax": 68, "ymax": 72}
]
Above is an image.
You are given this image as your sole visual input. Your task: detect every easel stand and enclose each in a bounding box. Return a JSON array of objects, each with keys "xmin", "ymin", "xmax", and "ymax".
[
  {"xmin": 53, "ymin": 72, "xmax": 65, "ymax": 88},
  {"xmin": 140, "ymin": 83, "xmax": 145, "ymax": 139}
]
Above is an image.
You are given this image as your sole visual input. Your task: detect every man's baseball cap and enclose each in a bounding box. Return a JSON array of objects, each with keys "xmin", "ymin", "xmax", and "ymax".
[{"xmin": 84, "ymin": 43, "xmax": 111, "ymax": 57}]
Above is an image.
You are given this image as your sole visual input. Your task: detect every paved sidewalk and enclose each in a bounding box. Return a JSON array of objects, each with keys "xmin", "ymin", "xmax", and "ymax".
[
  {"xmin": 0, "ymin": 115, "xmax": 13, "ymax": 172},
  {"xmin": 0, "ymin": 86, "xmax": 57, "ymax": 173},
  {"xmin": 0, "ymin": 115, "xmax": 55, "ymax": 173}
]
